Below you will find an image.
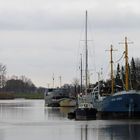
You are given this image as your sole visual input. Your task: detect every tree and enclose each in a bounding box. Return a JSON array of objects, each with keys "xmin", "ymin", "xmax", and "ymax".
[
  {"xmin": 0, "ymin": 63, "xmax": 6, "ymax": 89},
  {"xmin": 130, "ymin": 57, "xmax": 137, "ymax": 89},
  {"xmin": 72, "ymin": 78, "xmax": 80, "ymax": 96},
  {"xmin": 135, "ymin": 58, "xmax": 140, "ymax": 89},
  {"xmin": 4, "ymin": 76, "xmax": 36, "ymax": 93},
  {"xmin": 121, "ymin": 66, "xmax": 125, "ymax": 89},
  {"xmin": 115, "ymin": 63, "xmax": 123, "ymax": 90}
]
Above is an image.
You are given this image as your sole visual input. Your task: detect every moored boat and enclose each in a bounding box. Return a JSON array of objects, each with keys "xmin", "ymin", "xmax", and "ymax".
[
  {"xmin": 92, "ymin": 37, "xmax": 140, "ymax": 118},
  {"xmin": 44, "ymin": 88, "xmax": 69, "ymax": 107},
  {"xmin": 72, "ymin": 11, "xmax": 97, "ymax": 120},
  {"xmin": 100, "ymin": 90, "xmax": 140, "ymax": 116},
  {"xmin": 75, "ymin": 101, "xmax": 97, "ymax": 120},
  {"xmin": 59, "ymin": 98, "xmax": 76, "ymax": 107}
]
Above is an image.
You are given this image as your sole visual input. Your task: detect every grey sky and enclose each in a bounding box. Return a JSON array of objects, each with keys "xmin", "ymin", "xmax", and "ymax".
[{"xmin": 0, "ymin": 0, "xmax": 140, "ymax": 87}]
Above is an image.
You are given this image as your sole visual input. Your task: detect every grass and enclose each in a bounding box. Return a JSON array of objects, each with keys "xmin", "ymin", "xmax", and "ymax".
[{"xmin": 0, "ymin": 92, "xmax": 44, "ymax": 99}]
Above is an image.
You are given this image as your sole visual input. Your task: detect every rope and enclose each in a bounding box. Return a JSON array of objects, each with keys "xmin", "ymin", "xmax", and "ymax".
[{"xmin": 115, "ymin": 51, "xmax": 125, "ymax": 63}]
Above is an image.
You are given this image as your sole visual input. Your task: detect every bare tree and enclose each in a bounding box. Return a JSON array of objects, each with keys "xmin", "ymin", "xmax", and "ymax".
[
  {"xmin": 72, "ymin": 78, "xmax": 79, "ymax": 87},
  {"xmin": 0, "ymin": 63, "xmax": 6, "ymax": 88},
  {"xmin": 72, "ymin": 78, "xmax": 80, "ymax": 96},
  {"xmin": 20, "ymin": 75, "xmax": 34, "ymax": 86}
]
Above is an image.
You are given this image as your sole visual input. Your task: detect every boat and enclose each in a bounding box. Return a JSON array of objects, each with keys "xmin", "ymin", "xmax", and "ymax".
[
  {"xmin": 92, "ymin": 37, "xmax": 140, "ymax": 118},
  {"xmin": 59, "ymin": 98, "xmax": 76, "ymax": 107},
  {"xmin": 73, "ymin": 11, "xmax": 97, "ymax": 120},
  {"xmin": 44, "ymin": 88, "xmax": 70, "ymax": 107},
  {"xmin": 75, "ymin": 93, "xmax": 97, "ymax": 120}
]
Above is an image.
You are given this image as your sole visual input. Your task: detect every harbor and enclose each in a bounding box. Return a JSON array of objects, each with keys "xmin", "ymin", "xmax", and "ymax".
[
  {"xmin": 1, "ymin": 0, "xmax": 140, "ymax": 139},
  {"xmin": 44, "ymin": 11, "xmax": 140, "ymax": 120},
  {"xmin": 0, "ymin": 99, "xmax": 140, "ymax": 140}
]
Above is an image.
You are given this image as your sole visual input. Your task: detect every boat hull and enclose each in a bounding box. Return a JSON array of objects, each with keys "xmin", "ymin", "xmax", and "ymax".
[
  {"xmin": 97, "ymin": 91, "xmax": 140, "ymax": 117},
  {"xmin": 75, "ymin": 108, "xmax": 97, "ymax": 120},
  {"xmin": 59, "ymin": 98, "xmax": 76, "ymax": 107}
]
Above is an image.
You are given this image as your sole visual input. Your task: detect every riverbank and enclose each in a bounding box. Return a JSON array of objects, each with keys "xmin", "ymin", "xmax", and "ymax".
[{"xmin": 0, "ymin": 92, "xmax": 44, "ymax": 99}]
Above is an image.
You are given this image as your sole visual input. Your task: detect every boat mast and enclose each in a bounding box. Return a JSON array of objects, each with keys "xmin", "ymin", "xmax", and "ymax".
[
  {"xmin": 119, "ymin": 37, "xmax": 133, "ymax": 91},
  {"xmin": 85, "ymin": 10, "xmax": 88, "ymax": 94},
  {"xmin": 110, "ymin": 45, "xmax": 114, "ymax": 94},
  {"xmin": 80, "ymin": 54, "xmax": 83, "ymax": 93},
  {"xmin": 106, "ymin": 45, "xmax": 117, "ymax": 94},
  {"xmin": 125, "ymin": 37, "xmax": 129, "ymax": 91}
]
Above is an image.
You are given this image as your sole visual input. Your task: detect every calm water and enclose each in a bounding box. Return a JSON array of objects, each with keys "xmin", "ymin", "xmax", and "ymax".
[{"xmin": 0, "ymin": 100, "xmax": 140, "ymax": 140}]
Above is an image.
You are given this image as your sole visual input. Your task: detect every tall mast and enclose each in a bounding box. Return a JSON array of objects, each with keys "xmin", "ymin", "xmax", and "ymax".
[
  {"xmin": 125, "ymin": 37, "xmax": 129, "ymax": 91},
  {"xmin": 80, "ymin": 54, "xmax": 83, "ymax": 93},
  {"xmin": 110, "ymin": 45, "xmax": 114, "ymax": 94},
  {"xmin": 106, "ymin": 45, "xmax": 117, "ymax": 94},
  {"xmin": 85, "ymin": 10, "xmax": 88, "ymax": 94},
  {"xmin": 119, "ymin": 37, "xmax": 133, "ymax": 91}
]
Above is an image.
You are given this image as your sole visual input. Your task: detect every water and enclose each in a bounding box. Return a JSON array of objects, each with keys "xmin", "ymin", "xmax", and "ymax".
[{"xmin": 0, "ymin": 100, "xmax": 140, "ymax": 140}]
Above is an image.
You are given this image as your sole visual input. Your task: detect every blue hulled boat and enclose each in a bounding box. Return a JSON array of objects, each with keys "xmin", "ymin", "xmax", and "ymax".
[
  {"xmin": 92, "ymin": 37, "xmax": 140, "ymax": 118},
  {"xmin": 98, "ymin": 90, "xmax": 140, "ymax": 116}
]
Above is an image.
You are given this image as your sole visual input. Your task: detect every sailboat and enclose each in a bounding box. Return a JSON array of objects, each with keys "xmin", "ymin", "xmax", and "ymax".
[
  {"xmin": 74, "ymin": 11, "xmax": 97, "ymax": 120},
  {"xmin": 92, "ymin": 37, "xmax": 140, "ymax": 118}
]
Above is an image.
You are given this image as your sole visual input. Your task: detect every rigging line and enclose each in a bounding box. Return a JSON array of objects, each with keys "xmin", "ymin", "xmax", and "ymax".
[
  {"xmin": 76, "ymin": 41, "xmax": 80, "ymax": 71},
  {"xmin": 75, "ymin": 40, "xmax": 83, "ymax": 79},
  {"xmin": 75, "ymin": 13, "xmax": 88, "ymax": 75},
  {"xmin": 119, "ymin": 57, "xmax": 125, "ymax": 90},
  {"xmin": 104, "ymin": 63, "xmax": 110, "ymax": 80},
  {"xmin": 88, "ymin": 44, "xmax": 96, "ymax": 74},
  {"xmin": 90, "ymin": 31, "xmax": 96, "ymax": 73},
  {"xmin": 113, "ymin": 63, "xmax": 117, "ymax": 74},
  {"xmin": 90, "ymin": 43, "xmax": 97, "ymax": 72},
  {"xmin": 115, "ymin": 51, "xmax": 125, "ymax": 63},
  {"xmin": 86, "ymin": 11, "xmax": 97, "ymax": 73}
]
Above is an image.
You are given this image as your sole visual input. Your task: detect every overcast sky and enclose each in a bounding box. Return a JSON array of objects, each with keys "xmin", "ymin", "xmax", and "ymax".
[{"xmin": 0, "ymin": 0, "xmax": 140, "ymax": 87}]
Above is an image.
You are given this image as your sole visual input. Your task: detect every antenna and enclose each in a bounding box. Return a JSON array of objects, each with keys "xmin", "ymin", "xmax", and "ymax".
[{"xmin": 106, "ymin": 45, "xmax": 117, "ymax": 94}]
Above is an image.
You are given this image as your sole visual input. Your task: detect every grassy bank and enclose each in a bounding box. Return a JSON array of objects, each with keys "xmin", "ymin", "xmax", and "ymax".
[
  {"xmin": 0, "ymin": 92, "xmax": 15, "ymax": 99},
  {"xmin": 14, "ymin": 92, "xmax": 44, "ymax": 99},
  {"xmin": 0, "ymin": 92, "xmax": 44, "ymax": 99}
]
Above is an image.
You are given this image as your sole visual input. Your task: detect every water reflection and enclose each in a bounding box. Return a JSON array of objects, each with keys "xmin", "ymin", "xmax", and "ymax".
[
  {"xmin": 44, "ymin": 107, "xmax": 75, "ymax": 120},
  {"xmin": 0, "ymin": 99, "xmax": 44, "ymax": 122},
  {"xmin": 98, "ymin": 123, "xmax": 140, "ymax": 140},
  {"xmin": 0, "ymin": 100, "xmax": 140, "ymax": 140},
  {"xmin": 76, "ymin": 121, "xmax": 140, "ymax": 140},
  {"xmin": 45, "ymin": 107, "xmax": 66, "ymax": 119}
]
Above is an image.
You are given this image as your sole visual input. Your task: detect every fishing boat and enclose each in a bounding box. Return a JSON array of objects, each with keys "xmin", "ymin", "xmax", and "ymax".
[{"xmin": 92, "ymin": 37, "xmax": 140, "ymax": 118}]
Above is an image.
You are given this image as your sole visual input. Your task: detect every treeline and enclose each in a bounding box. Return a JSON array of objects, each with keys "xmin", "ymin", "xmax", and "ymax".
[
  {"xmin": 0, "ymin": 63, "xmax": 78, "ymax": 99},
  {"xmin": 0, "ymin": 75, "xmax": 45, "ymax": 99},
  {"xmin": 0, "ymin": 63, "xmax": 45, "ymax": 99},
  {"xmin": 0, "ymin": 75, "xmax": 45, "ymax": 94},
  {"xmin": 1, "ymin": 57, "xmax": 140, "ymax": 99},
  {"xmin": 67, "ymin": 57, "xmax": 140, "ymax": 95},
  {"xmin": 106, "ymin": 57, "xmax": 140, "ymax": 92},
  {"xmin": 3, "ymin": 76, "xmax": 36, "ymax": 93}
]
